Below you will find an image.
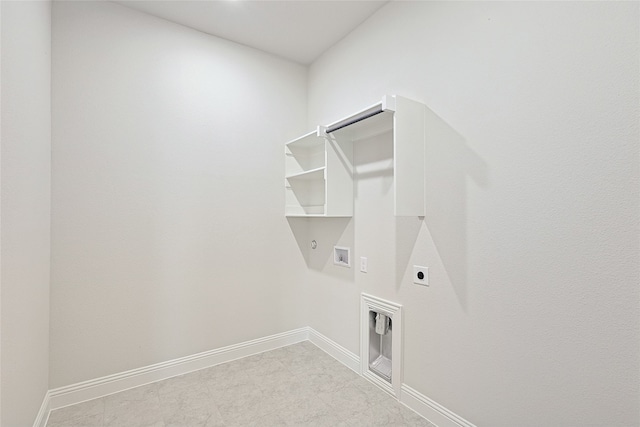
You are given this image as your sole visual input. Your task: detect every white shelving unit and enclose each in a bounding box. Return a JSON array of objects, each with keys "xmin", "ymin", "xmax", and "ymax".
[
  {"xmin": 285, "ymin": 129, "xmax": 353, "ymax": 217},
  {"xmin": 284, "ymin": 95, "xmax": 425, "ymax": 218}
]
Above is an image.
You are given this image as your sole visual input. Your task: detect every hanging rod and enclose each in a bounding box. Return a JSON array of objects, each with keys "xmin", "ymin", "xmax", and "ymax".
[
  {"xmin": 324, "ymin": 95, "xmax": 396, "ymax": 134},
  {"xmin": 325, "ymin": 103, "xmax": 384, "ymax": 134}
]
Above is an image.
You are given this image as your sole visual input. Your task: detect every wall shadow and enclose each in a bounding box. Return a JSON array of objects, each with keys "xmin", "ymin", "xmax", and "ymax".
[
  {"xmin": 352, "ymin": 130, "xmax": 394, "ymax": 200},
  {"xmin": 307, "ymin": 218, "xmax": 353, "ymax": 277},
  {"xmin": 287, "ymin": 217, "xmax": 352, "ymax": 274},
  {"xmin": 423, "ymin": 108, "xmax": 489, "ymax": 311},
  {"xmin": 286, "ymin": 217, "xmax": 310, "ymax": 264},
  {"xmin": 395, "ymin": 216, "xmax": 422, "ymax": 288}
]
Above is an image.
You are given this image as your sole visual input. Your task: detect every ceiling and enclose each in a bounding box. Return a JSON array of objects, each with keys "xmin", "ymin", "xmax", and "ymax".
[{"xmin": 114, "ymin": 1, "xmax": 388, "ymax": 65}]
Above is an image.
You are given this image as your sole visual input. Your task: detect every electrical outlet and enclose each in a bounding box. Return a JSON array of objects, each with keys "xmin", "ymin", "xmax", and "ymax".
[
  {"xmin": 360, "ymin": 257, "xmax": 367, "ymax": 273},
  {"xmin": 413, "ymin": 266, "xmax": 428, "ymax": 286}
]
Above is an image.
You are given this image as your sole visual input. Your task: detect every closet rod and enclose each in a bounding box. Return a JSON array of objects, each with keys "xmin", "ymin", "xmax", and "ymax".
[{"xmin": 325, "ymin": 104, "xmax": 384, "ymax": 134}]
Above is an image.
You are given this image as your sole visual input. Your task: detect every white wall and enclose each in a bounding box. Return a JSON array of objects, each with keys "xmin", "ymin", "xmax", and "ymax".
[
  {"xmin": 307, "ymin": 2, "xmax": 639, "ymax": 426},
  {"xmin": 50, "ymin": 1, "xmax": 308, "ymax": 388},
  {"xmin": 0, "ymin": 1, "xmax": 52, "ymax": 426}
]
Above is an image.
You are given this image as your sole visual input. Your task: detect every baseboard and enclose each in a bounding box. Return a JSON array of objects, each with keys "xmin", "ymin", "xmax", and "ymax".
[
  {"xmin": 400, "ymin": 384, "xmax": 476, "ymax": 427},
  {"xmin": 33, "ymin": 390, "xmax": 51, "ymax": 427},
  {"xmin": 47, "ymin": 327, "xmax": 308, "ymax": 412},
  {"xmin": 307, "ymin": 328, "xmax": 360, "ymax": 374},
  {"xmin": 308, "ymin": 329, "xmax": 474, "ymax": 427},
  {"xmin": 39, "ymin": 327, "xmax": 472, "ymax": 427}
]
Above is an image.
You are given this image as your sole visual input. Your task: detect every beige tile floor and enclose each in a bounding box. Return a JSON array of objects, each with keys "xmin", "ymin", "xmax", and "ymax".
[{"xmin": 46, "ymin": 341, "xmax": 434, "ymax": 427}]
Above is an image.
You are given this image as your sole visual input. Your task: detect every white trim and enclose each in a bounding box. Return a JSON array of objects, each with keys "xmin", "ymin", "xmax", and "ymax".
[
  {"xmin": 309, "ymin": 324, "xmax": 466, "ymax": 427},
  {"xmin": 38, "ymin": 327, "xmax": 474, "ymax": 427},
  {"xmin": 32, "ymin": 391, "xmax": 51, "ymax": 427},
  {"xmin": 307, "ymin": 328, "xmax": 360, "ymax": 373},
  {"xmin": 48, "ymin": 327, "xmax": 308, "ymax": 411},
  {"xmin": 400, "ymin": 384, "xmax": 476, "ymax": 427}
]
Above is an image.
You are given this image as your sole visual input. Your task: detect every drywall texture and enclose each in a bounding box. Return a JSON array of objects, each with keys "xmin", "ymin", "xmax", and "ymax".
[
  {"xmin": 307, "ymin": 2, "xmax": 639, "ymax": 426},
  {"xmin": 50, "ymin": 1, "xmax": 308, "ymax": 388},
  {"xmin": 1, "ymin": 1, "xmax": 52, "ymax": 425}
]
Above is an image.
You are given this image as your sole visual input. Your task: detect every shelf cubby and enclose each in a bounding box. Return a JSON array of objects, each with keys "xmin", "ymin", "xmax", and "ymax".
[{"xmin": 285, "ymin": 129, "xmax": 353, "ymax": 217}]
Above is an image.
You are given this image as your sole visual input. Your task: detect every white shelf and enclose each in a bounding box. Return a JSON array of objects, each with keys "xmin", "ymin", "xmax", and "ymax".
[
  {"xmin": 286, "ymin": 130, "xmax": 320, "ymax": 148},
  {"xmin": 285, "ymin": 167, "xmax": 325, "ymax": 181},
  {"xmin": 285, "ymin": 132, "xmax": 325, "ymax": 176},
  {"xmin": 284, "ymin": 128, "xmax": 353, "ymax": 218},
  {"xmin": 285, "ymin": 205, "xmax": 325, "ymax": 216}
]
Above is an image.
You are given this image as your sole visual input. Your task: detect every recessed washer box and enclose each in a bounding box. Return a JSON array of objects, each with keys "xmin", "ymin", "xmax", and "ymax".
[
  {"xmin": 361, "ymin": 293, "xmax": 402, "ymax": 397},
  {"xmin": 333, "ymin": 246, "xmax": 350, "ymax": 267}
]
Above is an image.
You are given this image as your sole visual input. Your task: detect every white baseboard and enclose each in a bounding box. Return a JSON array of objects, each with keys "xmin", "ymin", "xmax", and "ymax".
[
  {"xmin": 37, "ymin": 326, "xmax": 473, "ymax": 427},
  {"xmin": 307, "ymin": 328, "xmax": 360, "ymax": 374},
  {"xmin": 400, "ymin": 384, "xmax": 476, "ymax": 427},
  {"xmin": 33, "ymin": 390, "xmax": 51, "ymax": 427},
  {"xmin": 308, "ymin": 330, "xmax": 474, "ymax": 427},
  {"xmin": 47, "ymin": 327, "xmax": 308, "ymax": 412}
]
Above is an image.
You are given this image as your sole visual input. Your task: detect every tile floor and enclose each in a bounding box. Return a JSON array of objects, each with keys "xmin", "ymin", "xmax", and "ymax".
[{"xmin": 46, "ymin": 341, "xmax": 434, "ymax": 427}]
